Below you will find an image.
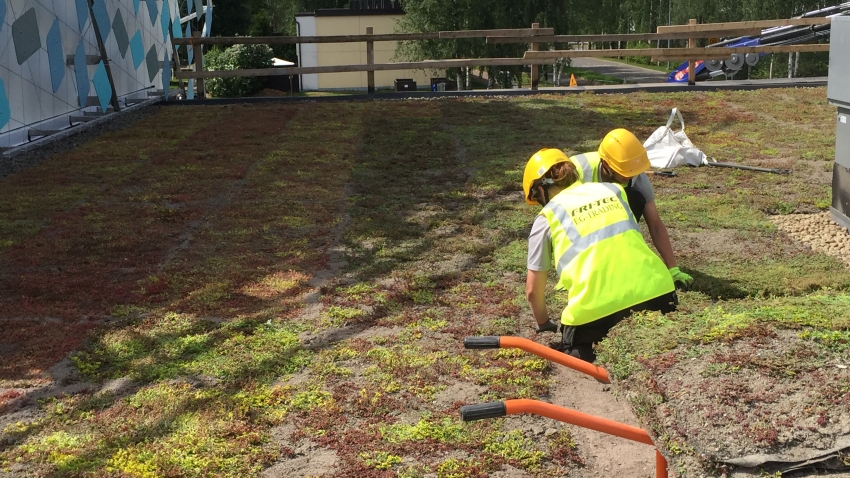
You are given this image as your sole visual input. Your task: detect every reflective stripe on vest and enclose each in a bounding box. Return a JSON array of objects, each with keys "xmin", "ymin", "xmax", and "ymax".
[
  {"xmin": 547, "ymin": 184, "xmax": 638, "ymax": 277},
  {"xmin": 572, "ymin": 153, "xmax": 594, "ymax": 183}
]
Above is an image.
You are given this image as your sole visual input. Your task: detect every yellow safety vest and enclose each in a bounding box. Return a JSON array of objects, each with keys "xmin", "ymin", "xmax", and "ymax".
[
  {"xmin": 539, "ymin": 182, "xmax": 674, "ymax": 326},
  {"xmin": 569, "ymin": 152, "xmax": 602, "ymax": 183}
]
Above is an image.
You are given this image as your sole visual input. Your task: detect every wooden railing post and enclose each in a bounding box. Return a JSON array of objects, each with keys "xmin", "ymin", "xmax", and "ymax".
[
  {"xmin": 530, "ymin": 23, "xmax": 539, "ymax": 90},
  {"xmin": 366, "ymin": 26, "xmax": 375, "ymax": 94},
  {"xmin": 687, "ymin": 19, "xmax": 697, "ymax": 86},
  {"xmin": 193, "ymin": 32, "xmax": 205, "ymax": 99}
]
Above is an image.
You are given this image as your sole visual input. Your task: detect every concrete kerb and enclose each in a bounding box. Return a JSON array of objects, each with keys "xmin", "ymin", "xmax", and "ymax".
[{"xmin": 163, "ymin": 77, "xmax": 828, "ymax": 107}]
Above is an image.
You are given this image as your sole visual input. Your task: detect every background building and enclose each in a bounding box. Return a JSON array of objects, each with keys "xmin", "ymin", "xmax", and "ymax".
[{"xmin": 295, "ymin": 4, "xmax": 437, "ymax": 91}]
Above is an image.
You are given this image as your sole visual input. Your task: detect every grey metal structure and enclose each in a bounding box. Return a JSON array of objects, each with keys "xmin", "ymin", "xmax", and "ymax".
[{"xmin": 828, "ymin": 16, "xmax": 850, "ymax": 231}]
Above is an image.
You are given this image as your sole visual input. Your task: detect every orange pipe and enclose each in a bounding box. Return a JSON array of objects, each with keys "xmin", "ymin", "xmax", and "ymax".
[
  {"xmin": 657, "ymin": 450, "xmax": 669, "ymax": 478},
  {"xmin": 499, "ymin": 336, "xmax": 610, "ymax": 383},
  {"xmin": 503, "ymin": 399, "xmax": 667, "ymax": 478},
  {"xmin": 504, "ymin": 399, "xmax": 654, "ymax": 445}
]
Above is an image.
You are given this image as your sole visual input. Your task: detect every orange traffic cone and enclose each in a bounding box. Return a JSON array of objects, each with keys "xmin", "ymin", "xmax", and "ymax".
[{"xmin": 569, "ymin": 74, "xmax": 578, "ymax": 87}]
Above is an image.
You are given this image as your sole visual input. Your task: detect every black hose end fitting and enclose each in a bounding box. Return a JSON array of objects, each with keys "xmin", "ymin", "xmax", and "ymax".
[
  {"xmin": 459, "ymin": 402, "xmax": 507, "ymax": 421},
  {"xmin": 463, "ymin": 336, "xmax": 501, "ymax": 349}
]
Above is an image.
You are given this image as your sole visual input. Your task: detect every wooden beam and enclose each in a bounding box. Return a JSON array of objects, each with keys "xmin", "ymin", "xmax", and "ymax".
[
  {"xmin": 174, "ymin": 32, "xmax": 438, "ymax": 46},
  {"xmin": 523, "ymin": 44, "xmax": 829, "ymax": 60},
  {"xmin": 175, "ymin": 58, "xmax": 554, "ymax": 80},
  {"xmin": 657, "ymin": 17, "xmax": 831, "ymax": 34},
  {"xmin": 529, "ymin": 23, "xmax": 539, "ymax": 91},
  {"xmin": 688, "ymin": 19, "xmax": 697, "ymax": 86},
  {"xmin": 174, "ymin": 42, "xmax": 829, "ymax": 81},
  {"xmin": 438, "ymin": 27, "xmax": 554, "ymax": 38},
  {"xmin": 488, "ymin": 29, "xmax": 762, "ymax": 43},
  {"xmin": 172, "ymin": 28, "xmax": 555, "ymax": 46},
  {"xmin": 366, "ymin": 27, "xmax": 375, "ymax": 94},
  {"xmin": 193, "ymin": 32, "xmax": 205, "ymax": 99}
]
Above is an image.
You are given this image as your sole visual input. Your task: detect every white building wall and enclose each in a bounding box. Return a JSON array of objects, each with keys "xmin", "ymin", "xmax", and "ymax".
[
  {"xmin": 295, "ymin": 15, "xmax": 318, "ymax": 91},
  {"xmin": 0, "ymin": 0, "xmax": 187, "ymax": 149}
]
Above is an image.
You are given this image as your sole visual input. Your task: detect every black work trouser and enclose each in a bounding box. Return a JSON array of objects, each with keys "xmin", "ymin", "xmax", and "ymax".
[{"xmin": 560, "ymin": 291, "xmax": 678, "ymax": 363}]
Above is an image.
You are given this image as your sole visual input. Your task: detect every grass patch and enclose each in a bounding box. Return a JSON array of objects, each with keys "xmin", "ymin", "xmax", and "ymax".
[{"xmin": 0, "ymin": 88, "xmax": 844, "ymax": 476}]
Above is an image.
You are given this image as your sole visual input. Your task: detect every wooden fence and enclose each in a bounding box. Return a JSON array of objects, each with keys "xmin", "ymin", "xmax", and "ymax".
[{"xmin": 171, "ymin": 17, "xmax": 833, "ymax": 94}]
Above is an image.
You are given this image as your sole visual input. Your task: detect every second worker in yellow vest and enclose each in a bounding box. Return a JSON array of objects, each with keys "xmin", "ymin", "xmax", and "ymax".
[
  {"xmin": 569, "ymin": 128, "xmax": 693, "ymax": 288},
  {"xmin": 524, "ymin": 148, "xmax": 677, "ymax": 363}
]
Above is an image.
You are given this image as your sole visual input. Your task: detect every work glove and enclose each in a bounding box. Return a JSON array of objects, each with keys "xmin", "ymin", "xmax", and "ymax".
[
  {"xmin": 669, "ymin": 266, "xmax": 693, "ymax": 290},
  {"xmin": 535, "ymin": 319, "xmax": 560, "ymax": 334}
]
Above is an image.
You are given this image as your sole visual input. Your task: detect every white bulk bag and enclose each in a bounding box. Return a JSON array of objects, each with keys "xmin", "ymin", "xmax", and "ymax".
[{"xmin": 643, "ymin": 108, "xmax": 708, "ymax": 169}]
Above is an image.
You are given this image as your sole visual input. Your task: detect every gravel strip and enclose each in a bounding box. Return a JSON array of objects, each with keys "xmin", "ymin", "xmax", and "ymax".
[{"xmin": 771, "ymin": 212, "xmax": 850, "ymax": 267}]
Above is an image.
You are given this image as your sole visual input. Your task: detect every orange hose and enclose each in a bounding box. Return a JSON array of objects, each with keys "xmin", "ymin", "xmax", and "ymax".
[
  {"xmin": 499, "ymin": 336, "xmax": 610, "ymax": 383},
  {"xmin": 503, "ymin": 399, "xmax": 654, "ymax": 446},
  {"xmin": 656, "ymin": 450, "xmax": 668, "ymax": 478}
]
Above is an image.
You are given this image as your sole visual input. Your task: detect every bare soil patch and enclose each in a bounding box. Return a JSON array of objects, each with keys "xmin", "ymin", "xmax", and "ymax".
[
  {"xmin": 550, "ymin": 367, "xmax": 657, "ymax": 478},
  {"xmin": 605, "ymin": 322, "xmax": 850, "ymax": 477}
]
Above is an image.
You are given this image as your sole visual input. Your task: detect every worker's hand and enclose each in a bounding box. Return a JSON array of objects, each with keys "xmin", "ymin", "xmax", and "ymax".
[
  {"xmin": 535, "ymin": 319, "xmax": 560, "ymax": 334},
  {"xmin": 669, "ymin": 266, "xmax": 693, "ymax": 290}
]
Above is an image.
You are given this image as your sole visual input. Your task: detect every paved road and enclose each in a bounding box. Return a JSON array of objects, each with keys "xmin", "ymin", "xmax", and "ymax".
[{"xmin": 569, "ymin": 57, "xmax": 670, "ymax": 84}]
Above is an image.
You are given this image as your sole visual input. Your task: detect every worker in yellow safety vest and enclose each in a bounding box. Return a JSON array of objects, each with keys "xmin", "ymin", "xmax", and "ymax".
[
  {"xmin": 569, "ymin": 128, "xmax": 693, "ymax": 288},
  {"xmin": 524, "ymin": 148, "xmax": 677, "ymax": 362}
]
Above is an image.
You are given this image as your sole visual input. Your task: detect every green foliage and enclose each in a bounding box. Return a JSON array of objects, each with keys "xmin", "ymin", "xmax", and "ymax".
[
  {"xmin": 205, "ymin": 44, "xmax": 273, "ymax": 98},
  {"xmin": 435, "ymin": 457, "xmax": 485, "ymax": 478},
  {"xmin": 324, "ymin": 305, "xmax": 365, "ymax": 326},
  {"xmin": 483, "ymin": 430, "xmax": 544, "ymax": 470},
  {"xmin": 360, "ymin": 451, "xmax": 403, "ymax": 470},
  {"xmin": 381, "ymin": 416, "xmax": 469, "ymax": 444},
  {"xmin": 598, "ymin": 292, "xmax": 850, "ymax": 380}
]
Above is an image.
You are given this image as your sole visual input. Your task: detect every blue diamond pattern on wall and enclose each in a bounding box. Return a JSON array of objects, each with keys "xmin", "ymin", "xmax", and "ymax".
[
  {"xmin": 47, "ymin": 18, "xmax": 65, "ymax": 93},
  {"xmin": 172, "ymin": 18, "xmax": 182, "ymax": 41},
  {"xmin": 74, "ymin": 39, "xmax": 90, "ymax": 108},
  {"xmin": 203, "ymin": 3, "xmax": 212, "ymax": 36},
  {"xmin": 74, "ymin": 0, "xmax": 88, "ymax": 32},
  {"xmin": 12, "ymin": 8, "xmax": 42, "ymax": 65},
  {"xmin": 162, "ymin": 52, "xmax": 171, "ymax": 98},
  {"xmin": 92, "ymin": 0, "xmax": 111, "ymax": 41},
  {"xmin": 92, "ymin": 61, "xmax": 113, "ymax": 113},
  {"xmin": 0, "ymin": 78, "xmax": 10, "ymax": 130},
  {"xmin": 195, "ymin": 0, "xmax": 203, "ymax": 18},
  {"xmin": 130, "ymin": 30, "xmax": 145, "ymax": 69},
  {"xmin": 113, "ymin": 9, "xmax": 130, "ymax": 58},
  {"xmin": 160, "ymin": 0, "xmax": 171, "ymax": 40},
  {"xmin": 146, "ymin": 0, "xmax": 158, "ymax": 26},
  {"xmin": 145, "ymin": 45, "xmax": 160, "ymax": 82},
  {"xmin": 134, "ymin": 0, "xmax": 140, "ymax": 15}
]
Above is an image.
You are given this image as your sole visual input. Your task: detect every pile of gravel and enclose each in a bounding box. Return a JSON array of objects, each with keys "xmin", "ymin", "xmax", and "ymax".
[
  {"xmin": 771, "ymin": 212, "xmax": 850, "ymax": 266},
  {"xmin": 0, "ymin": 105, "xmax": 161, "ymax": 179}
]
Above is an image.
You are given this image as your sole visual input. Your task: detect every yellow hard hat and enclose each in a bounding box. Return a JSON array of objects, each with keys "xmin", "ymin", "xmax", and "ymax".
[
  {"xmin": 523, "ymin": 148, "xmax": 569, "ymax": 206},
  {"xmin": 598, "ymin": 128, "xmax": 650, "ymax": 177}
]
